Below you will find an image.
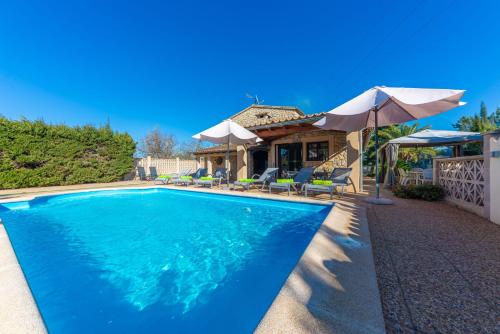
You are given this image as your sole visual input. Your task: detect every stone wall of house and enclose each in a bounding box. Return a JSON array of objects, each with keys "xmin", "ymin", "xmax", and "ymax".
[
  {"xmin": 197, "ymin": 152, "xmax": 238, "ymax": 180},
  {"xmin": 231, "ymin": 105, "xmax": 302, "ymax": 127}
]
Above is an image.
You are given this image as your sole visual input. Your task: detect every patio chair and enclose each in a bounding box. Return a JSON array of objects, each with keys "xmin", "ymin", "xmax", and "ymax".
[
  {"xmin": 304, "ymin": 168, "xmax": 352, "ymax": 199},
  {"xmin": 233, "ymin": 167, "xmax": 279, "ymax": 191},
  {"xmin": 398, "ymin": 168, "xmax": 409, "ymax": 186},
  {"xmin": 154, "ymin": 168, "xmax": 192, "ymax": 185},
  {"xmin": 422, "ymin": 168, "xmax": 433, "ymax": 184},
  {"xmin": 172, "ymin": 168, "xmax": 208, "ymax": 186},
  {"xmin": 268, "ymin": 167, "xmax": 315, "ymax": 196},
  {"xmin": 193, "ymin": 168, "xmax": 227, "ymax": 188},
  {"xmin": 410, "ymin": 168, "xmax": 424, "ymax": 185},
  {"xmin": 136, "ymin": 166, "xmax": 147, "ymax": 180},
  {"xmin": 149, "ymin": 167, "xmax": 159, "ymax": 180}
]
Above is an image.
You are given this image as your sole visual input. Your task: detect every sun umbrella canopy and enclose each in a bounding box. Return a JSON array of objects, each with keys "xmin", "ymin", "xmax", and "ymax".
[
  {"xmin": 314, "ymin": 86, "xmax": 466, "ymax": 131},
  {"xmin": 313, "ymin": 86, "xmax": 466, "ymax": 204},
  {"xmin": 193, "ymin": 119, "xmax": 262, "ymax": 145}
]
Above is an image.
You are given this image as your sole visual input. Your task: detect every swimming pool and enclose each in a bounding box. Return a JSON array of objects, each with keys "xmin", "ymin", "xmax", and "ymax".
[{"xmin": 1, "ymin": 188, "xmax": 331, "ymax": 333}]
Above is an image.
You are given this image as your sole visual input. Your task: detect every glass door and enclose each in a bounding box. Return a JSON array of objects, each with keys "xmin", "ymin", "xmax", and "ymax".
[{"xmin": 277, "ymin": 143, "xmax": 303, "ymax": 177}]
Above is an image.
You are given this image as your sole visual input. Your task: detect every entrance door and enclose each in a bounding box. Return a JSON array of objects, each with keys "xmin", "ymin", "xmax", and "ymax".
[
  {"xmin": 252, "ymin": 150, "xmax": 268, "ymax": 176},
  {"xmin": 277, "ymin": 143, "xmax": 303, "ymax": 177}
]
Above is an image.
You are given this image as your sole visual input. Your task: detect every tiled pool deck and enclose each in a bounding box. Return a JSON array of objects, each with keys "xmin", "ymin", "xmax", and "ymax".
[{"xmin": 364, "ymin": 183, "xmax": 499, "ymax": 334}]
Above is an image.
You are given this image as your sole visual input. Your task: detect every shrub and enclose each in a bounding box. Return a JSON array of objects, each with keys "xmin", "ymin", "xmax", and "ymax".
[
  {"xmin": 395, "ymin": 159, "xmax": 411, "ymax": 171},
  {"xmin": 0, "ymin": 117, "xmax": 136, "ymax": 189},
  {"xmin": 393, "ymin": 184, "xmax": 445, "ymax": 201}
]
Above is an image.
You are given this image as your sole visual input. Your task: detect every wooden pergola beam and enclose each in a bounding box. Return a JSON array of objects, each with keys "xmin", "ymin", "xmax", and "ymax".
[{"xmin": 253, "ymin": 124, "xmax": 316, "ymax": 138}]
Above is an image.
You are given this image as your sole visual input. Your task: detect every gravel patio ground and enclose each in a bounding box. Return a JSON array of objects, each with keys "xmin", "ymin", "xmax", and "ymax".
[{"xmin": 364, "ymin": 181, "xmax": 499, "ymax": 334}]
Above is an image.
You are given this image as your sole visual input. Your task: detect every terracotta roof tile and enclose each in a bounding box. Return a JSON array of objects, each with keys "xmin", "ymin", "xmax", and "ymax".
[
  {"xmin": 194, "ymin": 144, "xmax": 237, "ymax": 154},
  {"xmin": 245, "ymin": 112, "xmax": 327, "ymax": 129}
]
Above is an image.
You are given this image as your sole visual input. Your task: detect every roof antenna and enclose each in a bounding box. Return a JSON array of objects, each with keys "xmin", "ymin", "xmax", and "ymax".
[{"xmin": 246, "ymin": 93, "xmax": 264, "ymax": 105}]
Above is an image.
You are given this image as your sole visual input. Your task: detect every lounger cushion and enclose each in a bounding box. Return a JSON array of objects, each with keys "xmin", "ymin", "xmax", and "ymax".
[
  {"xmin": 237, "ymin": 178, "xmax": 255, "ymax": 183},
  {"xmin": 312, "ymin": 180, "xmax": 333, "ymax": 186}
]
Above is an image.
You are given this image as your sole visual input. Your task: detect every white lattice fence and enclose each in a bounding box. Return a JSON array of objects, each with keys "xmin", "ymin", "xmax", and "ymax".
[
  {"xmin": 135, "ymin": 157, "xmax": 197, "ymax": 178},
  {"xmin": 435, "ymin": 156, "xmax": 484, "ymax": 212}
]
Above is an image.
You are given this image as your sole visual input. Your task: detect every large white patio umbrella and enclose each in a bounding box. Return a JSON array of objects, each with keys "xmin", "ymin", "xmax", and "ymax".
[
  {"xmin": 314, "ymin": 86, "xmax": 466, "ymax": 204},
  {"xmin": 193, "ymin": 119, "xmax": 262, "ymax": 186}
]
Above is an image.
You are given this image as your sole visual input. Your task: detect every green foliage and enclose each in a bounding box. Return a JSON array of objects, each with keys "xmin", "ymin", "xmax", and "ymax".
[
  {"xmin": 0, "ymin": 117, "xmax": 136, "ymax": 189},
  {"xmin": 453, "ymin": 101, "xmax": 499, "ymax": 133},
  {"xmin": 393, "ymin": 184, "xmax": 445, "ymax": 201},
  {"xmin": 364, "ymin": 123, "xmax": 436, "ymax": 165},
  {"xmin": 395, "ymin": 159, "xmax": 411, "ymax": 171}
]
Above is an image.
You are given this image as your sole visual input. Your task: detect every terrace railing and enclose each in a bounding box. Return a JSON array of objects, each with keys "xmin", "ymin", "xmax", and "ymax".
[{"xmin": 433, "ymin": 155, "xmax": 485, "ymax": 216}]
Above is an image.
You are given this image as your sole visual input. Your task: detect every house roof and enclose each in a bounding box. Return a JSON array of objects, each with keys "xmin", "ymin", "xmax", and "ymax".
[
  {"xmin": 230, "ymin": 104, "xmax": 305, "ymax": 128},
  {"xmin": 193, "ymin": 142, "xmax": 268, "ymax": 155},
  {"xmin": 246, "ymin": 112, "xmax": 327, "ymax": 129},
  {"xmin": 194, "ymin": 144, "xmax": 237, "ymax": 155},
  {"xmin": 194, "ymin": 104, "xmax": 331, "ymax": 154}
]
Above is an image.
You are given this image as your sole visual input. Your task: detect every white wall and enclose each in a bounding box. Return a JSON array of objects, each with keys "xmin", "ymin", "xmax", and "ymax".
[{"xmin": 135, "ymin": 157, "xmax": 197, "ymax": 178}]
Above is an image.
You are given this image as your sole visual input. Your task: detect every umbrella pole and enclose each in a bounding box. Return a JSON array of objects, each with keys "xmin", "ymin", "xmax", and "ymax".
[
  {"xmin": 363, "ymin": 106, "xmax": 393, "ymax": 205},
  {"xmin": 374, "ymin": 108, "xmax": 380, "ymax": 199},
  {"xmin": 226, "ymin": 137, "xmax": 230, "ymax": 187}
]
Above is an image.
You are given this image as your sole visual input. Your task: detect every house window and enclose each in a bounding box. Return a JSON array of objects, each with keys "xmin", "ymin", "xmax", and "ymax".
[{"xmin": 307, "ymin": 141, "xmax": 329, "ymax": 161}]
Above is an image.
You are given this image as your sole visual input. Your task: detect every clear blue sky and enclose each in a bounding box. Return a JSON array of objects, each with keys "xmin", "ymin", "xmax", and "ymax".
[{"xmin": 0, "ymin": 0, "xmax": 499, "ymax": 141}]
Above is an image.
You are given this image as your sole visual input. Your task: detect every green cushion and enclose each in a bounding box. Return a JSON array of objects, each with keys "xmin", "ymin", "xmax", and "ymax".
[
  {"xmin": 277, "ymin": 179, "xmax": 294, "ymax": 184},
  {"xmin": 157, "ymin": 175, "xmax": 172, "ymax": 179},
  {"xmin": 312, "ymin": 180, "xmax": 333, "ymax": 186},
  {"xmin": 238, "ymin": 178, "xmax": 255, "ymax": 183},
  {"xmin": 199, "ymin": 176, "xmax": 214, "ymax": 181},
  {"xmin": 180, "ymin": 176, "xmax": 192, "ymax": 180}
]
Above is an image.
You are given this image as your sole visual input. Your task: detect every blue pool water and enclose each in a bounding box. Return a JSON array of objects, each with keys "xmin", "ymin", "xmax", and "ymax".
[{"xmin": 1, "ymin": 189, "xmax": 331, "ymax": 333}]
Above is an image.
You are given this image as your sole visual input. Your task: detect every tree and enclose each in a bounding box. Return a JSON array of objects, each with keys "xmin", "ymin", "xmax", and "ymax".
[
  {"xmin": 176, "ymin": 139, "xmax": 206, "ymax": 159},
  {"xmin": 490, "ymin": 107, "xmax": 500, "ymax": 127},
  {"xmin": 453, "ymin": 101, "xmax": 499, "ymax": 133},
  {"xmin": 138, "ymin": 128, "xmax": 177, "ymax": 158},
  {"xmin": 480, "ymin": 101, "xmax": 488, "ymax": 123}
]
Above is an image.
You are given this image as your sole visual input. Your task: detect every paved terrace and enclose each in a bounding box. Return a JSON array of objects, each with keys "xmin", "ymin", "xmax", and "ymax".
[{"xmin": 363, "ymin": 181, "xmax": 499, "ymax": 334}]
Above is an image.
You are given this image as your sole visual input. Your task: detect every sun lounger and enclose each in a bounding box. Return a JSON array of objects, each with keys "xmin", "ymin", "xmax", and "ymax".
[
  {"xmin": 233, "ymin": 167, "xmax": 279, "ymax": 190},
  {"xmin": 304, "ymin": 168, "xmax": 352, "ymax": 199},
  {"xmin": 172, "ymin": 168, "xmax": 208, "ymax": 186},
  {"xmin": 154, "ymin": 168, "xmax": 192, "ymax": 185},
  {"xmin": 194, "ymin": 168, "xmax": 227, "ymax": 188},
  {"xmin": 268, "ymin": 167, "xmax": 315, "ymax": 196},
  {"xmin": 149, "ymin": 167, "xmax": 159, "ymax": 180},
  {"xmin": 136, "ymin": 166, "xmax": 147, "ymax": 180}
]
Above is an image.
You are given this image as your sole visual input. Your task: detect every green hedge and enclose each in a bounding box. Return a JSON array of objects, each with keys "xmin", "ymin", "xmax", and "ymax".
[
  {"xmin": 393, "ymin": 184, "xmax": 445, "ymax": 201},
  {"xmin": 0, "ymin": 117, "xmax": 136, "ymax": 189}
]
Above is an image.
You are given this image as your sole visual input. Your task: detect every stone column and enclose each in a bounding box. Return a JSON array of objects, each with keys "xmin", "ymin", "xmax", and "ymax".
[
  {"xmin": 346, "ymin": 131, "xmax": 362, "ymax": 193},
  {"xmin": 236, "ymin": 145, "xmax": 248, "ymax": 180},
  {"xmin": 206, "ymin": 156, "xmax": 213, "ymax": 175}
]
